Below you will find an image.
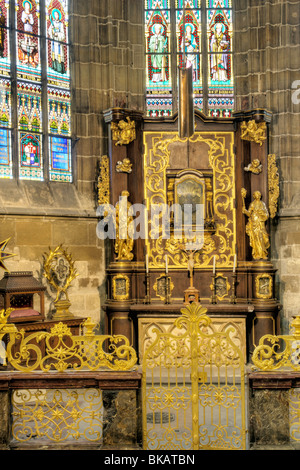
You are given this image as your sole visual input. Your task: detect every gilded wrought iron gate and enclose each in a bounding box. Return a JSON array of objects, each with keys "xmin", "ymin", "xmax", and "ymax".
[{"xmin": 142, "ymin": 303, "xmax": 247, "ymax": 450}]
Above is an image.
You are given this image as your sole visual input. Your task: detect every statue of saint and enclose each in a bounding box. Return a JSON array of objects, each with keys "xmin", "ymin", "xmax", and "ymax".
[
  {"xmin": 149, "ymin": 23, "xmax": 167, "ymax": 82},
  {"xmin": 242, "ymin": 190, "xmax": 270, "ymax": 260},
  {"xmin": 115, "ymin": 191, "xmax": 134, "ymax": 261}
]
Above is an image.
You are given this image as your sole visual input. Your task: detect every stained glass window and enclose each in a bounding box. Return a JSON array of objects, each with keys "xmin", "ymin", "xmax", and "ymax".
[
  {"xmin": 145, "ymin": 0, "xmax": 234, "ymax": 118},
  {"xmin": 0, "ymin": 0, "xmax": 72, "ymax": 182},
  {"xmin": 46, "ymin": 0, "xmax": 71, "ymax": 182},
  {"xmin": 0, "ymin": 2, "xmax": 12, "ymax": 178}
]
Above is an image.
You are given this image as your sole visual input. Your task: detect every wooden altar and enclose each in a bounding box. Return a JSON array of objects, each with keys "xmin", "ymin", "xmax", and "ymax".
[{"xmin": 100, "ymin": 107, "xmax": 281, "ymax": 363}]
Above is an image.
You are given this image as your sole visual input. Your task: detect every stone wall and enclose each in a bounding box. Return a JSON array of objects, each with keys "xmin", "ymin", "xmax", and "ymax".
[{"xmin": 234, "ymin": 0, "xmax": 300, "ymax": 331}]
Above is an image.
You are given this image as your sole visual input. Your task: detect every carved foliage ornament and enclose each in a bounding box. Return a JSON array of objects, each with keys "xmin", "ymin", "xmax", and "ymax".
[
  {"xmin": 240, "ymin": 120, "xmax": 267, "ymax": 146},
  {"xmin": 98, "ymin": 155, "xmax": 110, "ymax": 206},
  {"xmin": 268, "ymin": 154, "xmax": 280, "ymax": 219},
  {"xmin": 111, "ymin": 117, "xmax": 136, "ymax": 146}
]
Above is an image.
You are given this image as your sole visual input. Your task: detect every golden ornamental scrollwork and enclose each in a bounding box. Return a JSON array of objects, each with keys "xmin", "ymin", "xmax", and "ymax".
[
  {"xmin": 241, "ymin": 189, "xmax": 270, "ymax": 260},
  {"xmin": 252, "ymin": 314, "xmax": 300, "ymax": 372},
  {"xmin": 143, "ymin": 132, "xmax": 236, "ymax": 270},
  {"xmin": 268, "ymin": 154, "xmax": 280, "ymax": 219},
  {"xmin": 98, "ymin": 155, "xmax": 110, "ymax": 206},
  {"xmin": 3, "ymin": 317, "xmax": 137, "ymax": 372},
  {"xmin": 111, "ymin": 117, "xmax": 136, "ymax": 146},
  {"xmin": 240, "ymin": 120, "xmax": 267, "ymax": 146}
]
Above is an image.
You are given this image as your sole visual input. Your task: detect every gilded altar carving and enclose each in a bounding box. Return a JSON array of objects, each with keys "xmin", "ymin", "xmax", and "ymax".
[
  {"xmin": 255, "ymin": 273, "xmax": 273, "ymax": 300},
  {"xmin": 111, "ymin": 117, "xmax": 136, "ymax": 146},
  {"xmin": 43, "ymin": 245, "xmax": 79, "ymax": 304},
  {"xmin": 241, "ymin": 189, "xmax": 270, "ymax": 260},
  {"xmin": 98, "ymin": 155, "xmax": 110, "ymax": 206},
  {"xmin": 244, "ymin": 159, "xmax": 262, "ymax": 174},
  {"xmin": 116, "ymin": 157, "xmax": 133, "ymax": 174},
  {"xmin": 112, "ymin": 274, "xmax": 130, "ymax": 301},
  {"xmin": 268, "ymin": 154, "xmax": 280, "ymax": 219},
  {"xmin": 240, "ymin": 120, "xmax": 267, "ymax": 146},
  {"xmin": 115, "ymin": 190, "xmax": 134, "ymax": 261},
  {"xmin": 143, "ymin": 131, "xmax": 236, "ymax": 270}
]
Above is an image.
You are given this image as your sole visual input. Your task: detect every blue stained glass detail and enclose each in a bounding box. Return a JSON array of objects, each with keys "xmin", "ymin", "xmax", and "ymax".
[
  {"xmin": 0, "ymin": 128, "xmax": 12, "ymax": 179},
  {"xmin": 49, "ymin": 135, "xmax": 72, "ymax": 182}
]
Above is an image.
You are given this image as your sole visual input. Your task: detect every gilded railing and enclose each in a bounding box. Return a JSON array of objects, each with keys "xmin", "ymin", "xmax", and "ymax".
[
  {"xmin": 142, "ymin": 302, "xmax": 247, "ymax": 451},
  {"xmin": 0, "ymin": 310, "xmax": 137, "ymax": 372},
  {"xmin": 252, "ymin": 315, "xmax": 300, "ymax": 371}
]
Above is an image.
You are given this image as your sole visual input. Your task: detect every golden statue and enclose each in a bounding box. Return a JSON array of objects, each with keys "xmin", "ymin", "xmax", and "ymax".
[
  {"xmin": 43, "ymin": 245, "xmax": 79, "ymax": 319},
  {"xmin": 241, "ymin": 189, "xmax": 270, "ymax": 260},
  {"xmin": 244, "ymin": 159, "xmax": 262, "ymax": 175},
  {"xmin": 115, "ymin": 190, "xmax": 134, "ymax": 261}
]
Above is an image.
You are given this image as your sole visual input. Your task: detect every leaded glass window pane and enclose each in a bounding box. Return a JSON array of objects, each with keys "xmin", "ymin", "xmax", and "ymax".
[
  {"xmin": 0, "ymin": 0, "xmax": 72, "ymax": 182},
  {"xmin": 145, "ymin": 0, "xmax": 172, "ymax": 117}
]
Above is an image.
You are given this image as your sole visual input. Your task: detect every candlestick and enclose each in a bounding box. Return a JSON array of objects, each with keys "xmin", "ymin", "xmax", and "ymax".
[
  {"xmin": 144, "ymin": 269, "xmax": 151, "ymax": 304},
  {"xmin": 144, "ymin": 208, "xmax": 148, "ymax": 241},
  {"xmin": 233, "ymin": 254, "xmax": 236, "ymax": 273},
  {"xmin": 146, "ymin": 254, "xmax": 149, "ymax": 274},
  {"xmin": 230, "ymin": 273, "xmax": 237, "ymax": 304},
  {"xmin": 211, "ymin": 274, "xmax": 217, "ymax": 304},
  {"xmin": 165, "ymin": 275, "xmax": 171, "ymax": 304}
]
